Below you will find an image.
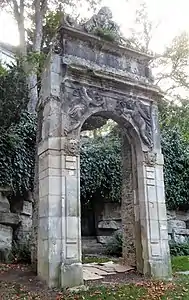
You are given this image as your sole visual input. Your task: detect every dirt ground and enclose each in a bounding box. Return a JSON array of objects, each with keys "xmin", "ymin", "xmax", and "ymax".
[{"xmin": 0, "ymin": 263, "xmax": 143, "ymax": 299}]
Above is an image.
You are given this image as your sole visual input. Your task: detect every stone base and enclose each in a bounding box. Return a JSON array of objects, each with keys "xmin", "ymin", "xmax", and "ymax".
[
  {"xmin": 38, "ymin": 260, "xmax": 60, "ymax": 288},
  {"xmin": 149, "ymin": 259, "xmax": 172, "ymax": 280},
  {"xmin": 61, "ymin": 263, "xmax": 83, "ymax": 288}
]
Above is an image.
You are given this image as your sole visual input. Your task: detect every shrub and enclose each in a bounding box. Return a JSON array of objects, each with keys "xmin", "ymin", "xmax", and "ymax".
[
  {"xmin": 11, "ymin": 240, "xmax": 31, "ymax": 263},
  {"xmin": 169, "ymin": 241, "xmax": 189, "ymax": 257},
  {"xmin": 106, "ymin": 230, "xmax": 123, "ymax": 257}
]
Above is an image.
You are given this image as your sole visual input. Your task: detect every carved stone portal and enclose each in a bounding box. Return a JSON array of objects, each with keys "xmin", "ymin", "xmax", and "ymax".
[{"xmin": 36, "ymin": 7, "xmax": 172, "ymax": 289}]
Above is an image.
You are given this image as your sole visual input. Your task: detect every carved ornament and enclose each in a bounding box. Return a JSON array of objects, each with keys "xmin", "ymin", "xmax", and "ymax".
[
  {"xmin": 64, "ymin": 86, "xmax": 105, "ymax": 135},
  {"xmin": 61, "ymin": 7, "xmax": 124, "ymax": 44},
  {"xmin": 115, "ymin": 96, "xmax": 153, "ymax": 149},
  {"xmin": 144, "ymin": 151, "xmax": 157, "ymax": 166},
  {"xmin": 65, "ymin": 138, "xmax": 80, "ymax": 156},
  {"xmin": 51, "ymin": 32, "xmax": 62, "ymax": 54}
]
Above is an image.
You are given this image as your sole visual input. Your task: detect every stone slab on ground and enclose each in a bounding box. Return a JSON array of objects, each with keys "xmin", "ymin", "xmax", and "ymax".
[
  {"xmin": 83, "ymin": 261, "xmax": 134, "ymax": 281},
  {"xmin": 177, "ymin": 271, "xmax": 189, "ymax": 275},
  {"xmin": 112, "ymin": 264, "xmax": 134, "ymax": 273},
  {"xmin": 83, "ymin": 266, "xmax": 109, "ymax": 276},
  {"xmin": 83, "ymin": 269, "xmax": 103, "ymax": 281},
  {"xmin": 90, "ymin": 265, "xmax": 116, "ymax": 275}
]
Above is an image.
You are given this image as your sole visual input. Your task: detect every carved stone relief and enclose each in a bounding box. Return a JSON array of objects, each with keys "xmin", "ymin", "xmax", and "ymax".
[
  {"xmin": 144, "ymin": 151, "xmax": 157, "ymax": 166},
  {"xmin": 61, "ymin": 7, "xmax": 125, "ymax": 44},
  {"xmin": 65, "ymin": 138, "xmax": 80, "ymax": 156},
  {"xmin": 51, "ymin": 32, "xmax": 62, "ymax": 55},
  {"xmin": 64, "ymin": 86, "xmax": 105, "ymax": 135},
  {"xmin": 115, "ymin": 96, "xmax": 153, "ymax": 149}
]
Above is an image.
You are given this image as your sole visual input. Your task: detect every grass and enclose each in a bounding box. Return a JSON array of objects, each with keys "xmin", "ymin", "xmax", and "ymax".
[
  {"xmin": 82, "ymin": 256, "xmax": 118, "ymax": 264},
  {"xmin": 171, "ymin": 256, "xmax": 189, "ymax": 272},
  {"xmin": 65, "ymin": 285, "xmax": 147, "ymax": 300}
]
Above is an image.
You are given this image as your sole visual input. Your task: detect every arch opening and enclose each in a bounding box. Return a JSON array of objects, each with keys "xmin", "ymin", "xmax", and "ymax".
[{"xmin": 80, "ymin": 112, "xmax": 144, "ymax": 272}]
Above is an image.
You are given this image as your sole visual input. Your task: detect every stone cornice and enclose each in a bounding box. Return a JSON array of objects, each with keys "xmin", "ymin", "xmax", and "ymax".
[{"xmin": 60, "ymin": 26, "xmax": 153, "ymax": 62}]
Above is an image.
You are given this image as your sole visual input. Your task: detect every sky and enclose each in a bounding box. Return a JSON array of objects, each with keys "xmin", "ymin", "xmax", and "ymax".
[{"xmin": 0, "ymin": 0, "xmax": 189, "ymax": 53}]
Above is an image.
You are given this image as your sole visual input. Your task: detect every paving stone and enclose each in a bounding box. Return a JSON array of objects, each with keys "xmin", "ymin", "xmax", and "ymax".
[
  {"xmin": 83, "ymin": 268, "xmax": 103, "ymax": 281},
  {"xmin": 112, "ymin": 264, "xmax": 134, "ymax": 273},
  {"xmin": 84, "ymin": 266, "xmax": 109, "ymax": 276}
]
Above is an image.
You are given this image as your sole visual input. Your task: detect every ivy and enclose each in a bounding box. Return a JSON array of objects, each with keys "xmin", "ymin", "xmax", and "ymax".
[
  {"xmin": 161, "ymin": 127, "xmax": 189, "ymax": 210},
  {"xmin": 80, "ymin": 135, "xmax": 122, "ymax": 204},
  {"xmin": 0, "ymin": 63, "xmax": 29, "ymax": 132},
  {"xmin": 0, "ymin": 63, "xmax": 36, "ymax": 195},
  {"xmin": 0, "ymin": 112, "xmax": 36, "ymax": 194}
]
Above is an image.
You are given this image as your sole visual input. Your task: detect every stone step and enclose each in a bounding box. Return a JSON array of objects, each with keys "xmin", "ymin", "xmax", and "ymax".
[{"xmin": 82, "ymin": 237, "xmax": 106, "ymax": 255}]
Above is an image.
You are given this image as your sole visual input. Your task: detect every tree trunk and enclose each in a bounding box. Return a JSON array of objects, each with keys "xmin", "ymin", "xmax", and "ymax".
[
  {"xmin": 30, "ymin": 0, "xmax": 48, "ymax": 269},
  {"xmin": 27, "ymin": 0, "xmax": 47, "ymax": 113}
]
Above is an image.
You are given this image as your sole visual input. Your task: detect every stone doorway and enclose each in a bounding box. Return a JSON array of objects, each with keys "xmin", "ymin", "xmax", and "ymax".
[{"xmin": 36, "ymin": 7, "xmax": 172, "ymax": 288}]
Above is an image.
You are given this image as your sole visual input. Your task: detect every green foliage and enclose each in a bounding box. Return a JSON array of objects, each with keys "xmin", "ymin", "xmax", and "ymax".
[
  {"xmin": 171, "ymin": 255, "xmax": 189, "ymax": 272},
  {"xmin": 169, "ymin": 242, "xmax": 189, "ymax": 257},
  {"xmin": 0, "ymin": 63, "xmax": 29, "ymax": 132},
  {"xmin": 0, "ymin": 64, "xmax": 36, "ymax": 194},
  {"xmin": 0, "ymin": 112, "xmax": 36, "ymax": 193},
  {"xmin": 0, "ymin": 62, "xmax": 7, "ymax": 76},
  {"xmin": 159, "ymin": 100, "xmax": 189, "ymax": 141},
  {"xmin": 11, "ymin": 240, "xmax": 31, "ymax": 263},
  {"xmin": 41, "ymin": 11, "xmax": 63, "ymax": 54},
  {"xmin": 106, "ymin": 230, "xmax": 123, "ymax": 257},
  {"xmin": 94, "ymin": 27, "xmax": 117, "ymax": 42},
  {"xmin": 80, "ymin": 135, "xmax": 122, "ymax": 204},
  {"xmin": 161, "ymin": 127, "xmax": 189, "ymax": 210}
]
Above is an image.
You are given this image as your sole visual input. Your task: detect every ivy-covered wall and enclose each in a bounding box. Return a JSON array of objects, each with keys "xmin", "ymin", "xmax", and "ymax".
[{"xmin": 0, "ymin": 64, "xmax": 36, "ymax": 195}]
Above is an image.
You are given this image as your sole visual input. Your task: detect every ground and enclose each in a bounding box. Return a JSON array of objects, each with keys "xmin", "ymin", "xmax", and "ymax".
[{"xmin": 0, "ymin": 257, "xmax": 189, "ymax": 299}]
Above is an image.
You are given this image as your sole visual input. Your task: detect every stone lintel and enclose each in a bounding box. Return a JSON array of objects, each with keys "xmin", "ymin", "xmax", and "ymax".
[{"xmin": 64, "ymin": 64, "xmax": 162, "ymax": 99}]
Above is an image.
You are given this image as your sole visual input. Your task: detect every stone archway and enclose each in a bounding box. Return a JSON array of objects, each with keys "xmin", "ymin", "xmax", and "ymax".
[{"xmin": 36, "ymin": 7, "xmax": 172, "ymax": 288}]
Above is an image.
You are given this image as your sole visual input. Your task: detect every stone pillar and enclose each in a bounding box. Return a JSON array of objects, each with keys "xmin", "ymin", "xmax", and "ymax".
[
  {"xmin": 60, "ymin": 143, "xmax": 83, "ymax": 288},
  {"xmin": 37, "ymin": 137, "xmax": 83, "ymax": 288},
  {"xmin": 139, "ymin": 152, "xmax": 172, "ymax": 278},
  {"xmin": 139, "ymin": 103, "xmax": 172, "ymax": 279}
]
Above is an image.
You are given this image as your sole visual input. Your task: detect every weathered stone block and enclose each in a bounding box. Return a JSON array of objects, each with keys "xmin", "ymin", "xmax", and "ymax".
[
  {"xmin": 15, "ymin": 215, "xmax": 32, "ymax": 243},
  {"xmin": 167, "ymin": 210, "xmax": 176, "ymax": 220},
  {"xmin": 61, "ymin": 263, "xmax": 83, "ymax": 288},
  {"xmin": 0, "ymin": 212, "xmax": 20, "ymax": 226},
  {"xmin": 0, "ymin": 224, "xmax": 12, "ymax": 250},
  {"xmin": 97, "ymin": 236, "xmax": 112, "ymax": 244},
  {"xmin": 0, "ymin": 192, "xmax": 10, "ymax": 212},
  {"xmin": 98, "ymin": 220, "xmax": 121, "ymax": 230},
  {"xmin": 168, "ymin": 220, "xmax": 186, "ymax": 234},
  {"xmin": 22, "ymin": 201, "xmax": 33, "ymax": 216},
  {"xmin": 174, "ymin": 228, "xmax": 189, "ymax": 235}
]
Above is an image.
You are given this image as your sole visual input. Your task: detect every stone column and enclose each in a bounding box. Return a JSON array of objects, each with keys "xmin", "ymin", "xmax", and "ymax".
[{"xmin": 37, "ymin": 137, "xmax": 83, "ymax": 288}]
